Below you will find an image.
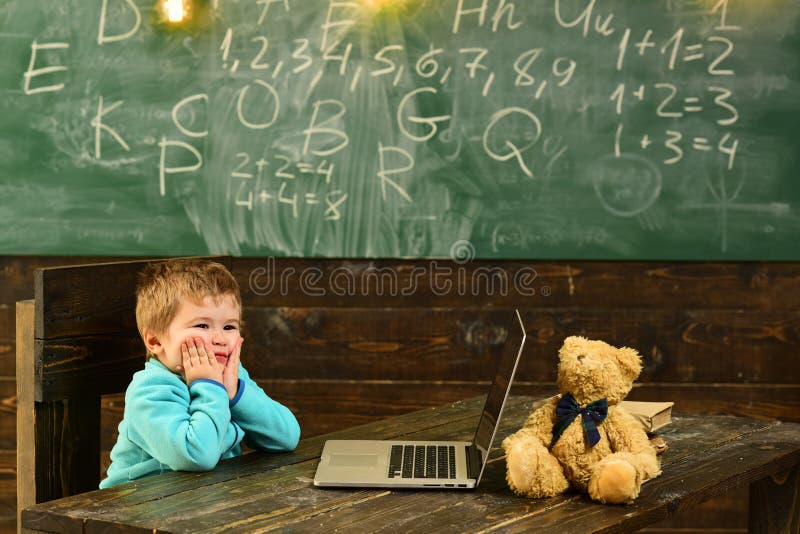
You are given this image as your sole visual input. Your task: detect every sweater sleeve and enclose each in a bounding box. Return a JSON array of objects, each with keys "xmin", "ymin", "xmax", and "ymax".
[
  {"xmin": 125, "ymin": 371, "xmax": 233, "ymax": 472},
  {"xmin": 230, "ymin": 365, "xmax": 301, "ymax": 452}
]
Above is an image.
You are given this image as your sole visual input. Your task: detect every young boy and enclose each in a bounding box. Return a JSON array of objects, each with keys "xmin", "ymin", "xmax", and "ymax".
[{"xmin": 100, "ymin": 258, "xmax": 300, "ymax": 488}]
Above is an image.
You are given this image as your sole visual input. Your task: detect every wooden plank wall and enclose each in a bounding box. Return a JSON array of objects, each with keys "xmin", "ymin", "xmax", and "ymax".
[{"xmin": 3, "ymin": 256, "xmax": 799, "ymax": 533}]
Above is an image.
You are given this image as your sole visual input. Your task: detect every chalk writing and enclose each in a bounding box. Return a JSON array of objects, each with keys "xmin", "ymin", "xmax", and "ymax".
[
  {"xmin": 8, "ymin": 0, "xmax": 797, "ymax": 259},
  {"xmin": 23, "ymin": 41, "xmax": 69, "ymax": 95}
]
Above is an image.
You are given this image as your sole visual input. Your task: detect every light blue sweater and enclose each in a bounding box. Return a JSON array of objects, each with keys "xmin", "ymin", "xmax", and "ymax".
[{"xmin": 100, "ymin": 359, "xmax": 300, "ymax": 488}]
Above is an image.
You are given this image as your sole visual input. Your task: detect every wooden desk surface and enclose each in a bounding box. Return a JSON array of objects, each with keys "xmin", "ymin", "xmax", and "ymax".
[{"xmin": 22, "ymin": 396, "xmax": 800, "ymax": 533}]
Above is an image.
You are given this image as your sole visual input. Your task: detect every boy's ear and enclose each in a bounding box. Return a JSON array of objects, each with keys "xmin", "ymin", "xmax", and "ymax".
[{"xmin": 142, "ymin": 329, "xmax": 164, "ymax": 356}]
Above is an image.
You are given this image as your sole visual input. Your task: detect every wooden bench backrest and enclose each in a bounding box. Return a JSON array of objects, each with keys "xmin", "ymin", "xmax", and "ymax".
[{"xmin": 16, "ymin": 257, "xmax": 231, "ymax": 529}]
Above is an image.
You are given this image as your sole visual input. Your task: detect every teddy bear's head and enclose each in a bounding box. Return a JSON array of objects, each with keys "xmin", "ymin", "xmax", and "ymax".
[{"xmin": 556, "ymin": 336, "xmax": 642, "ymax": 406}]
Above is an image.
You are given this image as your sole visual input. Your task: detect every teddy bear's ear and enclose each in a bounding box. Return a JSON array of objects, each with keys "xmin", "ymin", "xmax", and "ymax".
[{"xmin": 615, "ymin": 346, "xmax": 643, "ymax": 380}]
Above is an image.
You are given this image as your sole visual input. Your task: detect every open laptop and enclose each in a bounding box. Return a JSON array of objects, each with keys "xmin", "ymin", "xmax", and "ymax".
[{"xmin": 313, "ymin": 309, "xmax": 526, "ymax": 489}]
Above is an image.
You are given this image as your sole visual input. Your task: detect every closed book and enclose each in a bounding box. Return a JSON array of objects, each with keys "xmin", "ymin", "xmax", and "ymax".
[{"xmin": 621, "ymin": 401, "xmax": 674, "ymax": 433}]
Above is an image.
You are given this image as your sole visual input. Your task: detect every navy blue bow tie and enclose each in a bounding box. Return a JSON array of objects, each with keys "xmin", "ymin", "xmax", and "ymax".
[{"xmin": 551, "ymin": 394, "xmax": 609, "ymax": 448}]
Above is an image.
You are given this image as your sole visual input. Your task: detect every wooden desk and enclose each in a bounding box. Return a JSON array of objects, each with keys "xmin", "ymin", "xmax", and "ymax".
[{"xmin": 21, "ymin": 396, "xmax": 800, "ymax": 533}]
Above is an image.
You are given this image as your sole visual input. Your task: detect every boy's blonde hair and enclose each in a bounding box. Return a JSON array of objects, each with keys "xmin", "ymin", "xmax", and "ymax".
[{"xmin": 136, "ymin": 259, "xmax": 241, "ymax": 359}]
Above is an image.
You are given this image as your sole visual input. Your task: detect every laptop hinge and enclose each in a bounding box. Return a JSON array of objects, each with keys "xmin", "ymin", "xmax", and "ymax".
[{"xmin": 466, "ymin": 444, "xmax": 483, "ymax": 479}]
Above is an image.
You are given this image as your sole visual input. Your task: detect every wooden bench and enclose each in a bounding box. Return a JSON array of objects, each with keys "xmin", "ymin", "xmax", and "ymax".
[
  {"xmin": 15, "ymin": 257, "xmax": 231, "ymax": 531},
  {"xmin": 19, "ymin": 396, "xmax": 800, "ymax": 532}
]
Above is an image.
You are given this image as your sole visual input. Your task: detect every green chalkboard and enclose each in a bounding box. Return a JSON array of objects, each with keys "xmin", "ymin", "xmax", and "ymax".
[{"xmin": 1, "ymin": 0, "xmax": 798, "ymax": 259}]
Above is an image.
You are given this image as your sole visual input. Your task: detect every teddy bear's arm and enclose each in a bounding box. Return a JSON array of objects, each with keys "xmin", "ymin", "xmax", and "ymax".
[
  {"xmin": 521, "ymin": 396, "xmax": 560, "ymax": 447},
  {"xmin": 603, "ymin": 406, "xmax": 662, "ymax": 479},
  {"xmin": 604, "ymin": 407, "xmax": 653, "ymax": 452},
  {"xmin": 502, "ymin": 396, "xmax": 570, "ymax": 498}
]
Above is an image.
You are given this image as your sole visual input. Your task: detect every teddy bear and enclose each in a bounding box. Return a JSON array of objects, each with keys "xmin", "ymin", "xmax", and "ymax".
[{"xmin": 502, "ymin": 336, "xmax": 661, "ymax": 504}]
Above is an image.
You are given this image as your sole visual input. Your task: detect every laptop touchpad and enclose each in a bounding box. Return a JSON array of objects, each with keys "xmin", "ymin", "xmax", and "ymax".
[{"xmin": 329, "ymin": 454, "xmax": 379, "ymax": 467}]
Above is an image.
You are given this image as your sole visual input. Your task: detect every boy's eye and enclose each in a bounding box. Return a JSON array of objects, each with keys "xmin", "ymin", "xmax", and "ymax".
[
  {"xmin": 224, "ymin": 325, "xmax": 239, "ymax": 330},
  {"xmin": 194, "ymin": 323, "xmax": 209, "ymax": 329}
]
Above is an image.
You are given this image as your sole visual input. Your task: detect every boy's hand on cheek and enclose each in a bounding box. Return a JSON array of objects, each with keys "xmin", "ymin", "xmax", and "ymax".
[
  {"xmin": 222, "ymin": 337, "xmax": 243, "ymax": 401},
  {"xmin": 181, "ymin": 337, "xmax": 224, "ymax": 386}
]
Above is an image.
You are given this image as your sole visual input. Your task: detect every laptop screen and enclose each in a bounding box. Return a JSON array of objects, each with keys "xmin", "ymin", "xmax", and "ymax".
[{"xmin": 471, "ymin": 310, "xmax": 526, "ymax": 465}]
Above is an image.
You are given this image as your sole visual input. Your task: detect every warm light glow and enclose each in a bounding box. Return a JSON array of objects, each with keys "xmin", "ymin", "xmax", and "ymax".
[
  {"xmin": 360, "ymin": 0, "xmax": 400, "ymax": 12},
  {"xmin": 163, "ymin": 0, "xmax": 185, "ymax": 22}
]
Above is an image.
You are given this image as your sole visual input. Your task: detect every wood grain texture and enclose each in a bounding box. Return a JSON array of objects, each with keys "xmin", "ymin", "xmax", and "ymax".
[
  {"xmin": 35, "ymin": 397, "xmax": 491, "ymax": 522},
  {"xmin": 35, "ymin": 336, "xmax": 144, "ymax": 402},
  {"xmin": 0, "ymin": 256, "xmax": 117, "ymax": 304},
  {"xmin": 255, "ymin": 380, "xmax": 800, "ymax": 434},
  {"xmin": 235, "ymin": 259, "xmax": 800, "ymax": 310},
  {"xmin": 641, "ymin": 493, "xmax": 746, "ymax": 531},
  {"xmin": 238, "ymin": 307, "xmax": 800, "ymax": 384},
  {"xmin": 34, "ymin": 397, "xmax": 102, "ymax": 502},
  {"xmin": 98, "ymin": 380, "xmax": 799, "ymax": 528},
  {"xmin": 0, "ymin": 382, "xmax": 14, "ymax": 451},
  {"xmin": 86, "ymin": 383, "xmax": 800, "ymax": 534},
  {"xmin": 20, "ymin": 397, "xmax": 800, "ymax": 534},
  {"xmin": 23, "ymin": 304, "xmax": 800, "ymax": 403},
  {"xmin": 0, "ymin": 306, "xmax": 13, "ymax": 378},
  {"xmin": 0, "ymin": 450, "xmax": 15, "ymax": 533},
  {"xmin": 749, "ymin": 463, "xmax": 800, "ymax": 534},
  {"xmin": 34, "ymin": 256, "xmax": 229, "ymax": 339},
  {"xmin": 15, "ymin": 301, "xmax": 34, "ymax": 532}
]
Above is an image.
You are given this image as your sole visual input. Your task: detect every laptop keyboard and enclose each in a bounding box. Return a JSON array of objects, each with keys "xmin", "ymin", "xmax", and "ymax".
[{"xmin": 388, "ymin": 445, "xmax": 457, "ymax": 479}]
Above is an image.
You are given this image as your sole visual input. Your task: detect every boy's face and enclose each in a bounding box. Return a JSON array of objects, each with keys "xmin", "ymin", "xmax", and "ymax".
[{"xmin": 145, "ymin": 294, "xmax": 242, "ymax": 374}]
